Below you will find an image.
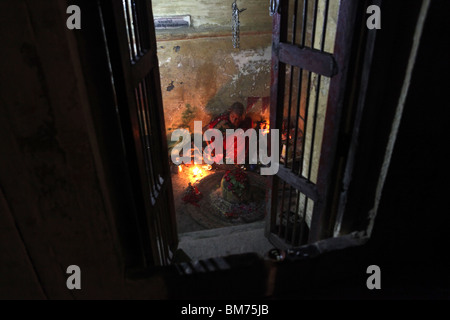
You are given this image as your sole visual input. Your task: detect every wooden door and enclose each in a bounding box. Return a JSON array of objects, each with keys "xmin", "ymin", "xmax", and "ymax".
[
  {"xmin": 100, "ymin": 0, "xmax": 177, "ymax": 266},
  {"xmin": 267, "ymin": 0, "xmax": 359, "ymax": 248}
]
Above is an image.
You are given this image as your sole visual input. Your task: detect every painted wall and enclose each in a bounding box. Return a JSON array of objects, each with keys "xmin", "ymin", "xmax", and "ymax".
[
  {"xmin": 152, "ymin": 0, "xmax": 273, "ymax": 134},
  {"xmin": 152, "ymin": 0, "xmax": 271, "ymax": 33}
]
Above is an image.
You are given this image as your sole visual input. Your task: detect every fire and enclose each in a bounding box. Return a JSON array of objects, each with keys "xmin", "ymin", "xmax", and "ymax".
[
  {"xmin": 261, "ymin": 120, "xmax": 270, "ymax": 136},
  {"xmin": 202, "ymin": 164, "xmax": 212, "ymax": 171},
  {"xmin": 192, "ymin": 166, "xmax": 202, "ymax": 177},
  {"xmin": 174, "ymin": 159, "xmax": 214, "ymax": 187}
]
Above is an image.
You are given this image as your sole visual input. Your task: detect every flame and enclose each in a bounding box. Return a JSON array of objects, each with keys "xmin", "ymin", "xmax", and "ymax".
[
  {"xmin": 261, "ymin": 120, "xmax": 270, "ymax": 136},
  {"xmin": 192, "ymin": 166, "xmax": 202, "ymax": 177},
  {"xmin": 178, "ymin": 165, "xmax": 182, "ymax": 173}
]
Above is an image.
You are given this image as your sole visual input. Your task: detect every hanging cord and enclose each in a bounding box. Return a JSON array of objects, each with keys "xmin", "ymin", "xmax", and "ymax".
[
  {"xmin": 269, "ymin": 0, "xmax": 280, "ymax": 16},
  {"xmin": 232, "ymin": 0, "xmax": 247, "ymax": 49}
]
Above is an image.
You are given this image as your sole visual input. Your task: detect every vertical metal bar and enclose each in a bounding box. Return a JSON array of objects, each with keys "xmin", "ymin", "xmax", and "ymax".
[
  {"xmin": 278, "ymin": 181, "xmax": 287, "ymax": 238},
  {"xmin": 307, "ymin": 73, "xmax": 321, "ymax": 181},
  {"xmin": 131, "ymin": 0, "xmax": 142, "ymax": 56},
  {"xmin": 141, "ymin": 78, "xmax": 160, "ymax": 191},
  {"xmin": 320, "ymin": 0, "xmax": 330, "ymax": 52},
  {"xmin": 160, "ymin": 193, "xmax": 172, "ymax": 263},
  {"xmin": 300, "ymin": 0, "xmax": 308, "ymax": 47},
  {"xmin": 126, "ymin": 0, "xmax": 138, "ymax": 59},
  {"xmin": 134, "ymin": 84, "xmax": 154, "ymax": 201},
  {"xmin": 277, "ymin": 182, "xmax": 282, "ymax": 237},
  {"xmin": 311, "ymin": 0, "xmax": 319, "ymax": 48},
  {"xmin": 284, "ymin": 1, "xmax": 299, "ymax": 169},
  {"xmin": 291, "ymin": 189, "xmax": 301, "ymax": 246},
  {"xmin": 299, "ymin": 69, "xmax": 311, "ymax": 177},
  {"xmin": 291, "ymin": 0, "xmax": 309, "ymax": 174},
  {"xmin": 298, "ymin": 193, "xmax": 309, "ymax": 245},
  {"xmin": 146, "ymin": 75, "xmax": 165, "ymax": 187},
  {"xmin": 292, "ymin": 0, "xmax": 299, "ymax": 44},
  {"xmin": 287, "ymin": 185, "xmax": 294, "ymax": 243},
  {"xmin": 151, "ymin": 208, "xmax": 161, "ymax": 264},
  {"xmin": 283, "ymin": 183, "xmax": 290, "ymax": 241},
  {"xmin": 285, "ymin": 65, "xmax": 294, "ymax": 169},
  {"xmin": 292, "ymin": 69, "xmax": 303, "ymax": 174},
  {"xmin": 141, "ymin": 77, "xmax": 158, "ymax": 188},
  {"xmin": 158, "ymin": 206, "xmax": 169, "ymax": 264},
  {"xmin": 123, "ymin": 0, "xmax": 136, "ymax": 60},
  {"xmin": 140, "ymin": 80, "xmax": 158, "ymax": 193},
  {"xmin": 121, "ymin": 0, "xmax": 132, "ymax": 61},
  {"xmin": 269, "ymin": 176, "xmax": 280, "ymax": 236},
  {"xmin": 278, "ymin": 181, "xmax": 286, "ymax": 237}
]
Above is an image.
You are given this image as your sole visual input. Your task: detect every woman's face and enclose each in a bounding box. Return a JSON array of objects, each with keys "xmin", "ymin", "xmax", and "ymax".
[{"xmin": 229, "ymin": 112, "xmax": 242, "ymax": 127}]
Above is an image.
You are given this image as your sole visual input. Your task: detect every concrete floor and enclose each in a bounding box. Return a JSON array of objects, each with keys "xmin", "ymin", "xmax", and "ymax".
[
  {"xmin": 171, "ymin": 171, "xmax": 275, "ymax": 261},
  {"xmin": 178, "ymin": 221, "xmax": 274, "ymax": 261}
]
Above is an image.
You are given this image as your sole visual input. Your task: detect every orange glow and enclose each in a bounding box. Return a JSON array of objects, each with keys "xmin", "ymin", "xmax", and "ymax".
[
  {"xmin": 192, "ymin": 166, "xmax": 202, "ymax": 177},
  {"xmin": 261, "ymin": 120, "xmax": 270, "ymax": 136},
  {"xmin": 175, "ymin": 161, "xmax": 213, "ymax": 187}
]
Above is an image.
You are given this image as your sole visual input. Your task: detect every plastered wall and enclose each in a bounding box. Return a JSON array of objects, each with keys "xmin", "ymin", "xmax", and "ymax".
[{"xmin": 152, "ymin": 0, "xmax": 273, "ymax": 134}]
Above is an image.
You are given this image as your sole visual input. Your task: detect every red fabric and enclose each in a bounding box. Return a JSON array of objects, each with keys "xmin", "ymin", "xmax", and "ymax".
[
  {"xmin": 207, "ymin": 113, "xmax": 230, "ymax": 130},
  {"xmin": 205, "ymin": 113, "xmax": 253, "ymax": 164}
]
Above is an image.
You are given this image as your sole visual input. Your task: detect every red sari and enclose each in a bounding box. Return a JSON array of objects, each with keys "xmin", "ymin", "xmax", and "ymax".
[{"xmin": 205, "ymin": 112, "xmax": 253, "ymax": 163}]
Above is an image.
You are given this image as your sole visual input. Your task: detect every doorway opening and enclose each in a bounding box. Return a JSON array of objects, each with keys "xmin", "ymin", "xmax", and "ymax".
[
  {"xmin": 102, "ymin": 0, "xmax": 388, "ymax": 267},
  {"xmin": 151, "ymin": 0, "xmax": 274, "ymax": 260},
  {"xmin": 150, "ymin": 0, "xmax": 345, "ymax": 262}
]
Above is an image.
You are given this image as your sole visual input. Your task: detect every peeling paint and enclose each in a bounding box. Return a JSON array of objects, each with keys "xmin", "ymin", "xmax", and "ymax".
[
  {"xmin": 153, "ymin": 0, "xmax": 273, "ymax": 133},
  {"xmin": 167, "ymin": 81, "xmax": 175, "ymax": 92},
  {"xmin": 230, "ymin": 46, "xmax": 271, "ymax": 87},
  {"xmin": 231, "ymin": 47, "xmax": 271, "ymax": 68},
  {"xmin": 152, "ymin": 0, "xmax": 271, "ymax": 31}
]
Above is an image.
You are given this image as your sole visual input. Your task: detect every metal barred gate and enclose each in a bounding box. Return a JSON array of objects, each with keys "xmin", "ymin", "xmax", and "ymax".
[
  {"xmin": 99, "ymin": 0, "xmax": 177, "ymax": 266},
  {"xmin": 267, "ymin": 0, "xmax": 360, "ymax": 248}
]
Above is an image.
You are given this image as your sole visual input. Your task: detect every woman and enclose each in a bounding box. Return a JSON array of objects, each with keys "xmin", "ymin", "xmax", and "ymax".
[
  {"xmin": 206, "ymin": 102, "xmax": 252, "ymax": 132},
  {"xmin": 204, "ymin": 102, "xmax": 253, "ymax": 164}
]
